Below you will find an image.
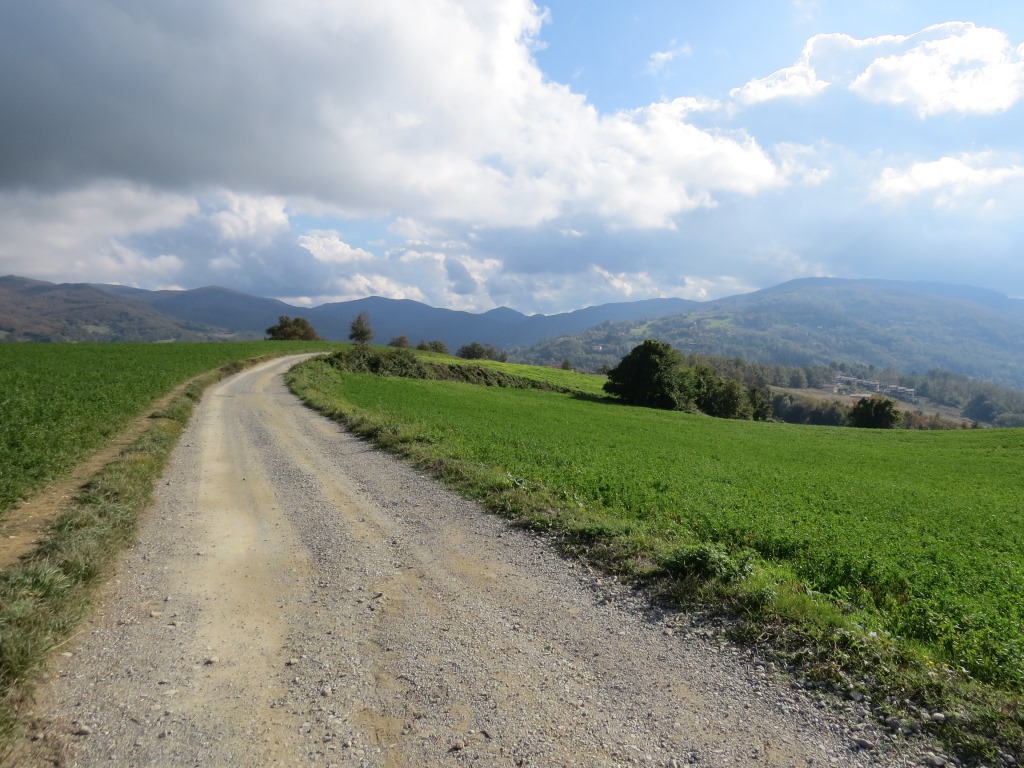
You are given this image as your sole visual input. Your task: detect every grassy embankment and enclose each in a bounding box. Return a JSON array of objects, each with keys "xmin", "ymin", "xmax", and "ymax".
[
  {"xmin": 288, "ymin": 348, "xmax": 1024, "ymax": 762},
  {"xmin": 0, "ymin": 341, "xmax": 336, "ymax": 747}
]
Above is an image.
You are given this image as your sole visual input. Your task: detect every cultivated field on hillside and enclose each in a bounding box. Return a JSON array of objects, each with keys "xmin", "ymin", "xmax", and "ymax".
[
  {"xmin": 290, "ymin": 357, "xmax": 1024, "ymax": 700},
  {"xmin": 0, "ymin": 341, "xmax": 334, "ymax": 512}
]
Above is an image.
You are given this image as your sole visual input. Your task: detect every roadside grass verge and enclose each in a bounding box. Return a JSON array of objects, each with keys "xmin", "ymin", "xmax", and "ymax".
[
  {"xmin": 0, "ymin": 351, "xmax": 325, "ymax": 752},
  {"xmin": 325, "ymin": 345, "xmax": 606, "ymax": 395},
  {"xmin": 287, "ymin": 353, "xmax": 1024, "ymax": 763}
]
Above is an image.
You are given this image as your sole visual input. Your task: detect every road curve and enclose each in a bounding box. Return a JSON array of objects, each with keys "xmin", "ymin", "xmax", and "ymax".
[{"xmin": 19, "ymin": 355, "xmax": 904, "ymax": 767}]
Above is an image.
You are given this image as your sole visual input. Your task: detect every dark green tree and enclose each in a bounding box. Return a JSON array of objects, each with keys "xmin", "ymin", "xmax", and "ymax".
[
  {"xmin": 848, "ymin": 396, "xmax": 901, "ymax": 428},
  {"xmin": 348, "ymin": 312, "xmax": 373, "ymax": 345},
  {"xmin": 265, "ymin": 315, "xmax": 321, "ymax": 341},
  {"xmin": 962, "ymin": 393, "xmax": 999, "ymax": 423},
  {"xmin": 603, "ymin": 340, "xmax": 689, "ymax": 410},
  {"xmin": 747, "ymin": 385, "xmax": 773, "ymax": 421},
  {"xmin": 456, "ymin": 341, "xmax": 508, "ymax": 362},
  {"xmin": 388, "ymin": 335, "xmax": 412, "ymax": 348},
  {"xmin": 417, "ymin": 339, "xmax": 450, "ymax": 354}
]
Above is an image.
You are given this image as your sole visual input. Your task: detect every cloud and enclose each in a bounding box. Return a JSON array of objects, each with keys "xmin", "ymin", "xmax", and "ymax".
[
  {"xmin": 774, "ymin": 143, "xmax": 831, "ymax": 186},
  {"xmin": 646, "ymin": 42, "xmax": 692, "ymax": 75},
  {"xmin": 0, "ymin": 0, "xmax": 779, "ymax": 233},
  {"xmin": 730, "ymin": 55, "xmax": 829, "ymax": 105},
  {"xmin": 873, "ymin": 153, "xmax": 1024, "ymax": 207},
  {"xmin": 210, "ymin": 193, "xmax": 290, "ymax": 244},
  {"xmin": 444, "ymin": 257, "xmax": 480, "ymax": 295},
  {"xmin": 0, "ymin": 181, "xmax": 197, "ymax": 284},
  {"xmin": 732, "ymin": 22, "xmax": 1024, "ymax": 116},
  {"xmin": 297, "ymin": 232, "xmax": 377, "ymax": 264},
  {"xmin": 851, "ymin": 23, "xmax": 1024, "ymax": 117},
  {"xmin": 2, "ymin": 3, "xmax": 1022, "ymax": 313}
]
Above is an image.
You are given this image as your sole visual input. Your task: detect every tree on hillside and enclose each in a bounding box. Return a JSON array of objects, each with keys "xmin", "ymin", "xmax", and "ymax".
[
  {"xmin": 416, "ymin": 339, "xmax": 449, "ymax": 354},
  {"xmin": 603, "ymin": 339, "xmax": 688, "ymax": 410},
  {"xmin": 388, "ymin": 335, "xmax": 412, "ymax": 348},
  {"xmin": 348, "ymin": 312, "xmax": 373, "ymax": 345},
  {"xmin": 747, "ymin": 385, "xmax": 773, "ymax": 421},
  {"xmin": 265, "ymin": 315, "xmax": 321, "ymax": 341},
  {"xmin": 456, "ymin": 341, "xmax": 508, "ymax": 362},
  {"xmin": 962, "ymin": 393, "xmax": 1000, "ymax": 423},
  {"xmin": 848, "ymin": 396, "xmax": 901, "ymax": 428}
]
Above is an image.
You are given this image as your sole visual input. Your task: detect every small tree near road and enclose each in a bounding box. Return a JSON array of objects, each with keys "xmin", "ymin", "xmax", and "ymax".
[
  {"xmin": 348, "ymin": 312, "xmax": 373, "ymax": 345},
  {"xmin": 265, "ymin": 315, "xmax": 321, "ymax": 341}
]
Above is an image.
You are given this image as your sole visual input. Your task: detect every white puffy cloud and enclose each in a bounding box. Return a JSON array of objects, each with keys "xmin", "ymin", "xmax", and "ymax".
[
  {"xmin": 732, "ymin": 22, "xmax": 1024, "ymax": 116},
  {"xmin": 730, "ymin": 58, "xmax": 829, "ymax": 105},
  {"xmin": 0, "ymin": 0, "xmax": 779, "ymax": 235},
  {"xmin": 576, "ymin": 99, "xmax": 780, "ymax": 228},
  {"xmin": 851, "ymin": 23, "xmax": 1024, "ymax": 116},
  {"xmin": 873, "ymin": 153, "xmax": 1024, "ymax": 207},
  {"xmin": 298, "ymin": 232, "xmax": 377, "ymax": 264},
  {"xmin": 2, "ymin": 3, "xmax": 1022, "ymax": 312},
  {"xmin": 0, "ymin": 181, "xmax": 197, "ymax": 284},
  {"xmin": 210, "ymin": 193, "xmax": 290, "ymax": 244}
]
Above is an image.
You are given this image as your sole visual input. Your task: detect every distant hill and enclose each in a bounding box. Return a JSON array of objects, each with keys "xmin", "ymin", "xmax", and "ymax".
[
  {"xmin": 90, "ymin": 282, "xmax": 694, "ymax": 350},
  {"xmin": 3, "ymin": 276, "xmax": 692, "ymax": 349},
  {"xmin": 517, "ymin": 278, "xmax": 1024, "ymax": 389},
  {"xmin": 97, "ymin": 284, "xmax": 294, "ymax": 338},
  {"xmin": 0, "ymin": 276, "xmax": 234, "ymax": 342},
  {"xmin": 8, "ymin": 275, "xmax": 1024, "ymax": 390}
]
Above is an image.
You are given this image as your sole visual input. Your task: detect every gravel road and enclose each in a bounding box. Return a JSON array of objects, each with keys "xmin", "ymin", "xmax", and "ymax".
[{"xmin": 16, "ymin": 356, "xmax": 941, "ymax": 767}]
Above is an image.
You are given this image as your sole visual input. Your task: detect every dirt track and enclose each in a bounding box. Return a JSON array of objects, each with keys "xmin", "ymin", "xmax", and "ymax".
[{"xmin": 17, "ymin": 355, "xmax": 915, "ymax": 767}]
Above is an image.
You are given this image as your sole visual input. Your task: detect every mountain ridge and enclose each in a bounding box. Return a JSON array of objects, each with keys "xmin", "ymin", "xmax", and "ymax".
[
  {"xmin": 518, "ymin": 277, "xmax": 1024, "ymax": 388},
  {"xmin": 4, "ymin": 274, "xmax": 1024, "ymax": 389}
]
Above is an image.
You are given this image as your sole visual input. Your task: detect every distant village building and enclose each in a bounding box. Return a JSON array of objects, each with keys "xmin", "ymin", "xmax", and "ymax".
[
  {"xmin": 835, "ymin": 375, "xmax": 881, "ymax": 391},
  {"xmin": 882, "ymin": 384, "xmax": 917, "ymax": 401},
  {"xmin": 835, "ymin": 375, "xmax": 916, "ymax": 403}
]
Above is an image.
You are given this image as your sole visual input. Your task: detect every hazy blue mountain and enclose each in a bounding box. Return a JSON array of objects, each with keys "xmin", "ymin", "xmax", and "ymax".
[
  {"xmin": 9, "ymin": 275, "xmax": 1024, "ymax": 389},
  {"xmin": 91, "ymin": 283, "xmax": 694, "ymax": 349},
  {"xmin": 0, "ymin": 276, "xmax": 231, "ymax": 342},
  {"xmin": 517, "ymin": 278, "xmax": 1024, "ymax": 388},
  {"xmin": 96, "ymin": 284, "xmax": 294, "ymax": 336}
]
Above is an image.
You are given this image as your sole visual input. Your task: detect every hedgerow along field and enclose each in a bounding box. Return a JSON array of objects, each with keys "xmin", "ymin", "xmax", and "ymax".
[
  {"xmin": 289, "ymin": 351, "xmax": 1024, "ymax": 757},
  {"xmin": 0, "ymin": 341, "xmax": 335, "ymax": 514}
]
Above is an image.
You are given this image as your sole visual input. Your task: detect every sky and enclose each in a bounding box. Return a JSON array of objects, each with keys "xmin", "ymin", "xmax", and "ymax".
[{"xmin": 1, "ymin": 1, "xmax": 1023, "ymax": 314}]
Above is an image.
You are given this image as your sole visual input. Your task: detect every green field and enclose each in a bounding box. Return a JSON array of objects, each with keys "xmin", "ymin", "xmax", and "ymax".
[
  {"xmin": 2, "ymin": 342, "xmax": 1020, "ymax": 755},
  {"xmin": 290, "ymin": 357, "xmax": 1024, "ymax": 700},
  {"xmin": 0, "ymin": 341, "xmax": 335, "ymax": 512}
]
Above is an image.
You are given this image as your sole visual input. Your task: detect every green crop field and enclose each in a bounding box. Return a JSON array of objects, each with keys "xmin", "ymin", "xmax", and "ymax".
[
  {"xmin": 290, "ymin": 358, "xmax": 1024, "ymax": 701},
  {"xmin": 0, "ymin": 341, "xmax": 335, "ymax": 512}
]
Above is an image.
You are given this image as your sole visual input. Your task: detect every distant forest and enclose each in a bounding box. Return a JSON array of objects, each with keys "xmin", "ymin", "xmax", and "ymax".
[
  {"xmin": 527, "ymin": 334, "xmax": 1024, "ymax": 427},
  {"xmin": 679, "ymin": 354, "xmax": 1024, "ymax": 428}
]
